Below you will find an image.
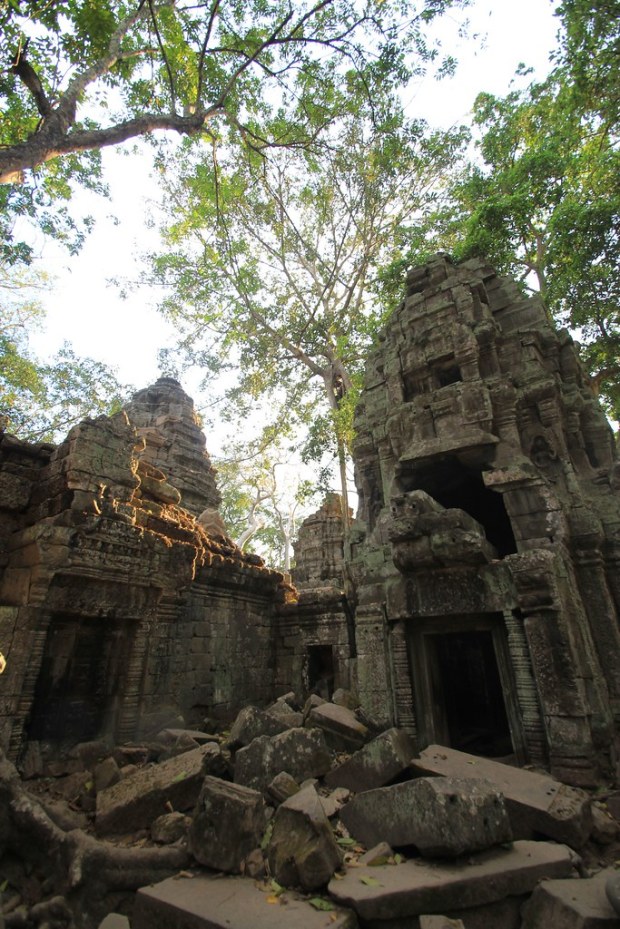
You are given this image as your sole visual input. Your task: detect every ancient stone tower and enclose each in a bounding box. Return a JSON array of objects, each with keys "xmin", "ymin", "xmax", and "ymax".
[{"xmin": 350, "ymin": 255, "xmax": 620, "ymax": 786}]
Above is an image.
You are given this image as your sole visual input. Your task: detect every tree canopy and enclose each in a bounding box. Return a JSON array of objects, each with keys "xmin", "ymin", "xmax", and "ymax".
[
  {"xmin": 0, "ymin": 0, "xmax": 467, "ymax": 262},
  {"xmin": 150, "ymin": 111, "xmax": 468, "ymax": 512}
]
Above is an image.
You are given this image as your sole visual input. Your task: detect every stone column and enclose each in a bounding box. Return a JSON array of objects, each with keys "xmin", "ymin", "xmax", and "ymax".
[{"xmin": 510, "ymin": 549, "xmax": 606, "ymax": 785}]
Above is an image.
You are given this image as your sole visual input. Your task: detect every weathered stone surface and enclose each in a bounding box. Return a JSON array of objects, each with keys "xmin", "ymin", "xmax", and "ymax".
[
  {"xmin": 234, "ymin": 728, "xmax": 332, "ymax": 791},
  {"xmin": 350, "ymin": 255, "xmax": 620, "ymax": 786},
  {"xmin": 266, "ymin": 771, "xmax": 301, "ymax": 805},
  {"xmin": 151, "ymin": 811, "xmax": 191, "ymax": 844},
  {"xmin": 93, "ymin": 757, "xmax": 121, "ymax": 793},
  {"xmin": 606, "ymin": 870, "xmax": 620, "ymax": 915},
  {"xmin": 188, "ymin": 776, "xmax": 266, "ymax": 873},
  {"xmin": 157, "ymin": 727, "xmax": 220, "ymax": 746},
  {"xmin": 339, "ymin": 776, "xmax": 512, "ymax": 857},
  {"xmin": 267, "ymin": 784, "xmax": 343, "ymax": 891},
  {"xmin": 292, "ymin": 493, "xmax": 349, "ymax": 590},
  {"xmin": 521, "ymin": 868, "xmax": 619, "ymax": 928},
  {"xmin": 308, "ymin": 703, "xmax": 370, "ymax": 751},
  {"xmin": 325, "ymin": 727, "xmax": 414, "ymax": 792},
  {"xmin": 226, "ymin": 706, "xmax": 290, "ymax": 750},
  {"xmin": 332, "ymin": 688, "xmax": 360, "ymax": 709},
  {"xmin": 133, "ymin": 874, "xmax": 358, "ymax": 929},
  {"xmin": 411, "ymin": 746, "xmax": 593, "ymax": 848},
  {"xmin": 95, "ymin": 745, "xmax": 212, "ymax": 835},
  {"xmin": 590, "ymin": 803, "xmax": 619, "ymax": 844},
  {"xmin": 98, "ymin": 915, "xmax": 131, "ymax": 929},
  {"xmin": 328, "ymin": 839, "xmax": 575, "ymax": 921},
  {"xmin": 419, "ymin": 918, "xmax": 465, "ymax": 929},
  {"xmin": 124, "ymin": 377, "xmax": 221, "ymax": 517},
  {"xmin": 319, "ymin": 786, "xmax": 350, "ymax": 819}
]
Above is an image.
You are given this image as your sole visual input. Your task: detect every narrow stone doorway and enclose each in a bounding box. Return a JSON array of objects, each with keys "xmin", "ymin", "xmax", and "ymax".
[
  {"xmin": 307, "ymin": 644, "xmax": 335, "ymax": 700},
  {"xmin": 407, "ymin": 614, "xmax": 524, "ymax": 761},
  {"xmin": 26, "ymin": 614, "xmax": 133, "ymax": 747}
]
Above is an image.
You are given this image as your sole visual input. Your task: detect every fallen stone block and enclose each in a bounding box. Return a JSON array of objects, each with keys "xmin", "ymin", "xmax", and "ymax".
[
  {"xmin": 226, "ymin": 706, "xmax": 291, "ymax": 750},
  {"xmin": 188, "ymin": 776, "xmax": 266, "ymax": 873},
  {"xmin": 267, "ymin": 771, "xmax": 301, "ymax": 805},
  {"xmin": 268, "ymin": 784, "xmax": 343, "ymax": 891},
  {"xmin": 98, "ymin": 915, "xmax": 131, "ymax": 929},
  {"xmin": 234, "ymin": 727, "xmax": 331, "ymax": 791},
  {"xmin": 151, "ymin": 811, "xmax": 190, "ymax": 844},
  {"xmin": 96, "ymin": 745, "xmax": 213, "ymax": 835},
  {"xmin": 339, "ymin": 776, "xmax": 512, "ymax": 857},
  {"xmin": 308, "ymin": 703, "xmax": 370, "ymax": 751},
  {"xmin": 328, "ymin": 839, "xmax": 575, "ymax": 922},
  {"xmin": 94, "ymin": 757, "xmax": 121, "ymax": 793},
  {"xmin": 411, "ymin": 745, "xmax": 592, "ymax": 848},
  {"xmin": 133, "ymin": 873, "xmax": 358, "ymax": 929},
  {"xmin": 332, "ymin": 688, "xmax": 360, "ymax": 710},
  {"xmin": 325, "ymin": 728, "xmax": 414, "ymax": 792},
  {"xmin": 521, "ymin": 868, "xmax": 619, "ymax": 928}
]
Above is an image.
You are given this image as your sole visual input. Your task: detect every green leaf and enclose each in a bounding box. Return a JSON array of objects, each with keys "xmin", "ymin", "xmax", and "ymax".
[
  {"xmin": 360, "ymin": 875, "xmax": 382, "ymax": 886},
  {"xmin": 309, "ymin": 897, "xmax": 335, "ymax": 911}
]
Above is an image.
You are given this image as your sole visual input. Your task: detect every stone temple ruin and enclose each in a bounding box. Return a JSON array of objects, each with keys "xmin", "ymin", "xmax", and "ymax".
[{"xmin": 1, "ymin": 255, "xmax": 620, "ymax": 928}]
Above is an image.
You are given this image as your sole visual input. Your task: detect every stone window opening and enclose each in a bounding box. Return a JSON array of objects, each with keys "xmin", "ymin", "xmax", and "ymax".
[
  {"xmin": 433, "ymin": 355, "xmax": 462, "ymax": 389},
  {"xmin": 400, "ymin": 457, "xmax": 518, "ymax": 557}
]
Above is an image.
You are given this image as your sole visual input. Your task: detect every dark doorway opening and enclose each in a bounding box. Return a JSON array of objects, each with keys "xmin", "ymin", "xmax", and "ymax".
[
  {"xmin": 399, "ymin": 457, "xmax": 517, "ymax": 557},
  {"xmin": 426, "ymin": 629, "xmax": 513, "ymax": 757},
  {"xmin": 27, "ymin": 615, "xmax": 132, "ymax": 746},
  {"xmin": 307, "ymin": 644, "xmax": 335, "ymax": 700},
  {"xmin": 407, "ymin": 614, "xmax": 523, "ymax": 762}
]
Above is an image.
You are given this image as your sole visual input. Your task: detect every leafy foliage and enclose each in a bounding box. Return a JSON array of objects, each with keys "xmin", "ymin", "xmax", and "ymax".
[
  {"xmin": 149, "ymin": 111, "xmax": 467, "ymax": 509},
  {"xmin": 0, "ymin": 0, "xmax": 468, "ymax": 260},
  {"xmin": 0, "ymin": 265, "xmax": 129, "ymax": 440},
  {"xmin": 216, "ymin": 439, "xmax": 319, "ymax": 570}
]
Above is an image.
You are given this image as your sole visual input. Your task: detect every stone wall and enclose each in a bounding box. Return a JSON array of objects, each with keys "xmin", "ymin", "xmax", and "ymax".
[
  {"xmin": 0, "ymin": 380, "xmax": 290, "ymax": 764},
  {"xmin": 351, "ymin": 254, "xmax": 620, "ymax": 786}
]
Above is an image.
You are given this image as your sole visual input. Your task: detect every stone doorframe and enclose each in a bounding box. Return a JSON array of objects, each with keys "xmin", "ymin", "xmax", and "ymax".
[{"xmin": 405, "ymin": 612, "xmax": 528, "ymax": 765}]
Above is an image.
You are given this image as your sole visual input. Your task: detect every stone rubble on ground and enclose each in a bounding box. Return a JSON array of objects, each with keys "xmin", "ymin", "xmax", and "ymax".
[{"xmin": 2, "ymin": 695, "xmax": 620, "ymax": 929}]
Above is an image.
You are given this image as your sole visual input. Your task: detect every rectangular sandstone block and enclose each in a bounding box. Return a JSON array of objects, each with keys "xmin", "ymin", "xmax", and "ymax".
[
  {"xmin": 328, "ymin": 840, "xmax": 574, "ymax": 922},
  {"xmin": 96, "ymin": 745, "xmax": 212, "ymax": 835},
  {"xmin": 410, "ymin": 745, "xmax": 592, "ymax": 848},
  {"xmin": 134, "ymin": 874, "xmax": 358, "ymax": 929}
]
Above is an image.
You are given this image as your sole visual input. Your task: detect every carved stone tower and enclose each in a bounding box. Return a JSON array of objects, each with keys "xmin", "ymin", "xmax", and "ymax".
[{"xmin": 351, "ymin": 255, "xmax": 620, "ymax": 786}]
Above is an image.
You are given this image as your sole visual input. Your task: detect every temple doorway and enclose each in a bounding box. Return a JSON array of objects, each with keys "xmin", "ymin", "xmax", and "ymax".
[
  {"xmin": 407, "ymin": 614, "xmax": 523, "ymax": 761},
  {"xmin": 26, "ymin": 614, "xmax": 133, "ymax": 746}
]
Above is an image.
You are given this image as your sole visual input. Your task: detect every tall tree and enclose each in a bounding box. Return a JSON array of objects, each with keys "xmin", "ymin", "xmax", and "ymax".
[
  {"xmin": 0, "ymin": 0, "xmax": 466, "ymax": 261},
  {"xmin": 150, "ymin": 113, "xmax": 468, "ymax": 517},
  {"xmin": 216, "ymin": 441, "xmax": 317, "ymax": 570}
]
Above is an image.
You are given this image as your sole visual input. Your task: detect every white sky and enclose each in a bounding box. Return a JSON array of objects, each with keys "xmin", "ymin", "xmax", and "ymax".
[{"xmin": 28, "ymin": 0, "xmax": 560, "ymax": 453}]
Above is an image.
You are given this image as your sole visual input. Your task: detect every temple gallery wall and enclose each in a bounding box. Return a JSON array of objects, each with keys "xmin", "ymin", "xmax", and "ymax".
[{"xmin": 1, "ymin": 256, "xmax": 619, "ymax": 788}]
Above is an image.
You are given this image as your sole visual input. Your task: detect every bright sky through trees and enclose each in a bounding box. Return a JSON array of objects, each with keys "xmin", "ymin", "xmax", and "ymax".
[{"xmin": 27, "ymin": 0, "xmax": 560, "ymax": 453}]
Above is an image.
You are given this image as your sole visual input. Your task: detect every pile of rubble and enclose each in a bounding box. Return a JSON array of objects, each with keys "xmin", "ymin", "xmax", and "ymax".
[{"xmin": 2, "ymin": 692, "xmax": 620, "ymax": 929}]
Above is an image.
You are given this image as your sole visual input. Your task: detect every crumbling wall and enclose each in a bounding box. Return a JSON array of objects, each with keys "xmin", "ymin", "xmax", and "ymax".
[
  {"xmin": 351, "ymin": 254, "xmax": 620, "ymax": 786},
  {"xmin": 0, "ymin": 380, "xmax": 288, "ymax": 764}
]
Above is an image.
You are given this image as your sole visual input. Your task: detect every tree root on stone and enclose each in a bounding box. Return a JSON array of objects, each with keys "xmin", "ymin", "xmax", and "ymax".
[{"xmin": 1, "ymin": 751, "xmax": 190, "ymax": 927}]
